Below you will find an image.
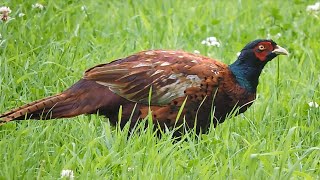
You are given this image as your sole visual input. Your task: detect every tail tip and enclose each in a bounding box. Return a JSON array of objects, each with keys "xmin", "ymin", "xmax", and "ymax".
[{"xmin": 0, "ymin": 116, "xmax": 13, "ymax": 125}]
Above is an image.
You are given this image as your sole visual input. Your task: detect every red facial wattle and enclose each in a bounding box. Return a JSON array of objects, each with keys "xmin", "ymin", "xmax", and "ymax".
[{"xmin": 253, "ymin": 42, "xmax": 274, "ymax": 61}]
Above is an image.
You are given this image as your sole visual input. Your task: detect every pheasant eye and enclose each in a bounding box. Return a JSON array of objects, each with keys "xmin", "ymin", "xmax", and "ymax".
[{"xmin": 258, "ymin": 45, "xmax": 265, "ymax": 51}]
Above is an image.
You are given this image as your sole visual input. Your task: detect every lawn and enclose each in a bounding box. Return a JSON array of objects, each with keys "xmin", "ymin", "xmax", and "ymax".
[{"xmin": 0, "ymin": 0, "xmax": 319, "ymax": 179}]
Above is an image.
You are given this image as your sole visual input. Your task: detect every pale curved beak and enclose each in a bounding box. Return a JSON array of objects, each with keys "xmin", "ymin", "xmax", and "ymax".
[{"xmin": 272, "ymin": 45, "xmax": 289, "ymax": 55}]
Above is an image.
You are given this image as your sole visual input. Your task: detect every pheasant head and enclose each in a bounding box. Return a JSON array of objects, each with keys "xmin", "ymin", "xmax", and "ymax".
[{"xmin": 229, "ymin": 39, "xmax": 289, "ymax": 92}]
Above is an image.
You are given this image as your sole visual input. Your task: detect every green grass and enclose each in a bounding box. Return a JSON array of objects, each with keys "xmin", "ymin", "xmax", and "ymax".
[{"xmin": 1, "ymin": 0, "xmax": 319, "ymax": 179}]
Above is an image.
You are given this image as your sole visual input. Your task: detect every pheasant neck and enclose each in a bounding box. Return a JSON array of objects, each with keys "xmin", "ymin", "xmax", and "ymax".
[{"xmin": 229, "ymin": 56, "xmax": 267, "ymax": 93}]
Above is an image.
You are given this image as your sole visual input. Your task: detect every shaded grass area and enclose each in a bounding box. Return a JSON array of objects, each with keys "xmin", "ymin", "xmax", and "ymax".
[{"xmin": 0, "ymin": 0, "xmax": 319, "ymax": 179}]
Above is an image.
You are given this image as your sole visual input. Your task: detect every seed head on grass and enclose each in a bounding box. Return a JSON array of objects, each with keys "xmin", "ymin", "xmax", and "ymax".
[
  {"xmin": 0, "ymin": 33, "xmax": 4, "ymax": 47},
  {"xmin": 18, "ymin": 13, "xmax": 25, "ymax": 17},
  {"xmin": 127, "ymin": 167, "xmax": 135, "ymax": 171},
  {"xmin": 32, "ymin": 3, "xmax": 44, "ymax": 10},
  {"xmin": 81, "ymin": 5, "xmax": 87, "ymax": 12}
]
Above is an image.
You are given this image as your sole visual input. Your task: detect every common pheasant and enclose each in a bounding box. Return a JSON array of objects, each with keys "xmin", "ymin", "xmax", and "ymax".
[{"xmin": 0, "ymin": 39, "xmax": 288, "ymax": 133}]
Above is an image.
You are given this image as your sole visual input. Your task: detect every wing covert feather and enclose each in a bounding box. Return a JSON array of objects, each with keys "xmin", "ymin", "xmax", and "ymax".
[{"xmin": 84, "ymin": 50, "xmax": 227, "ymax": 105}]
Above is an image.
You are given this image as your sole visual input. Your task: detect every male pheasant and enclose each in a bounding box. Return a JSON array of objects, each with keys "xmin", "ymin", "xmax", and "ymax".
[{"xmin": 0, "ymin": 39, "xmax": 288, "ymax": 133}]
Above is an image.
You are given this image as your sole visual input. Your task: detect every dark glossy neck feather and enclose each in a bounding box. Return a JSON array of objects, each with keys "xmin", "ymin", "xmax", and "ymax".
[{"xmin": 229, "ymin": 52, "xmax": 268, "ymax": 93}]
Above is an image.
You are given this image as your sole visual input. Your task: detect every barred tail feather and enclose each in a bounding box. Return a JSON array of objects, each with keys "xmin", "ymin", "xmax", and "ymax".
[
  {"xmin": 0, "ymin": 93, "xmax": 73, "ymax": 123},
  {"xmin": 0, "ymin": 79, "xmax": 115, "ymax": 125}
]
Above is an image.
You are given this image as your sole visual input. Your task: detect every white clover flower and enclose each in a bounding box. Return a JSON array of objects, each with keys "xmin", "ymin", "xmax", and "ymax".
[
  {"xmin": 307, "ymin": 2, "xmax": 320, "ymax": 12},
  {"xmin": 0, "ymin": 6, "xmax": 11, "ymax": 13},
  {"xmin": 0, "ymin": 6, "xmax": 11, "ymax": 21},
  {"xmin": 61, "ymin": 169, "xmax": 74, "ymax": 180},
  {"xmin": 32, "ymin": 3, "xmax": 44, "ymax": 10},
  {"xmin": 18, "ymin": 13, "xmax": 25, "ymax": 17},
  {"xmin": 308, "ymin": 101, "xmax": 319, "ymax": 108},
  {"xmin": 201, "ymin": 36, "xmax": 221, "ymax": 47},
  {"xmin": 194, "ymin": 50, "xmax": 200, "ymax": 54}
]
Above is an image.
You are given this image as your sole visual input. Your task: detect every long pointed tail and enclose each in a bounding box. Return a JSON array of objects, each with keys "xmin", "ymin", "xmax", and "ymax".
[
  {"xmin": 0, "ymin": 79, "xmax": 112, "ymax": 125},
  {"xmin": 0, "ymin": 93, "xmax": 71, "ymax": 123}
]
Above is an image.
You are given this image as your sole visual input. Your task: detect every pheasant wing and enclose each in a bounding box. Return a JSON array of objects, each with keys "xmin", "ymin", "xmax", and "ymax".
[{"xmin": 84, "ymin": 50, "xmax": 225, "ymax": 105}]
